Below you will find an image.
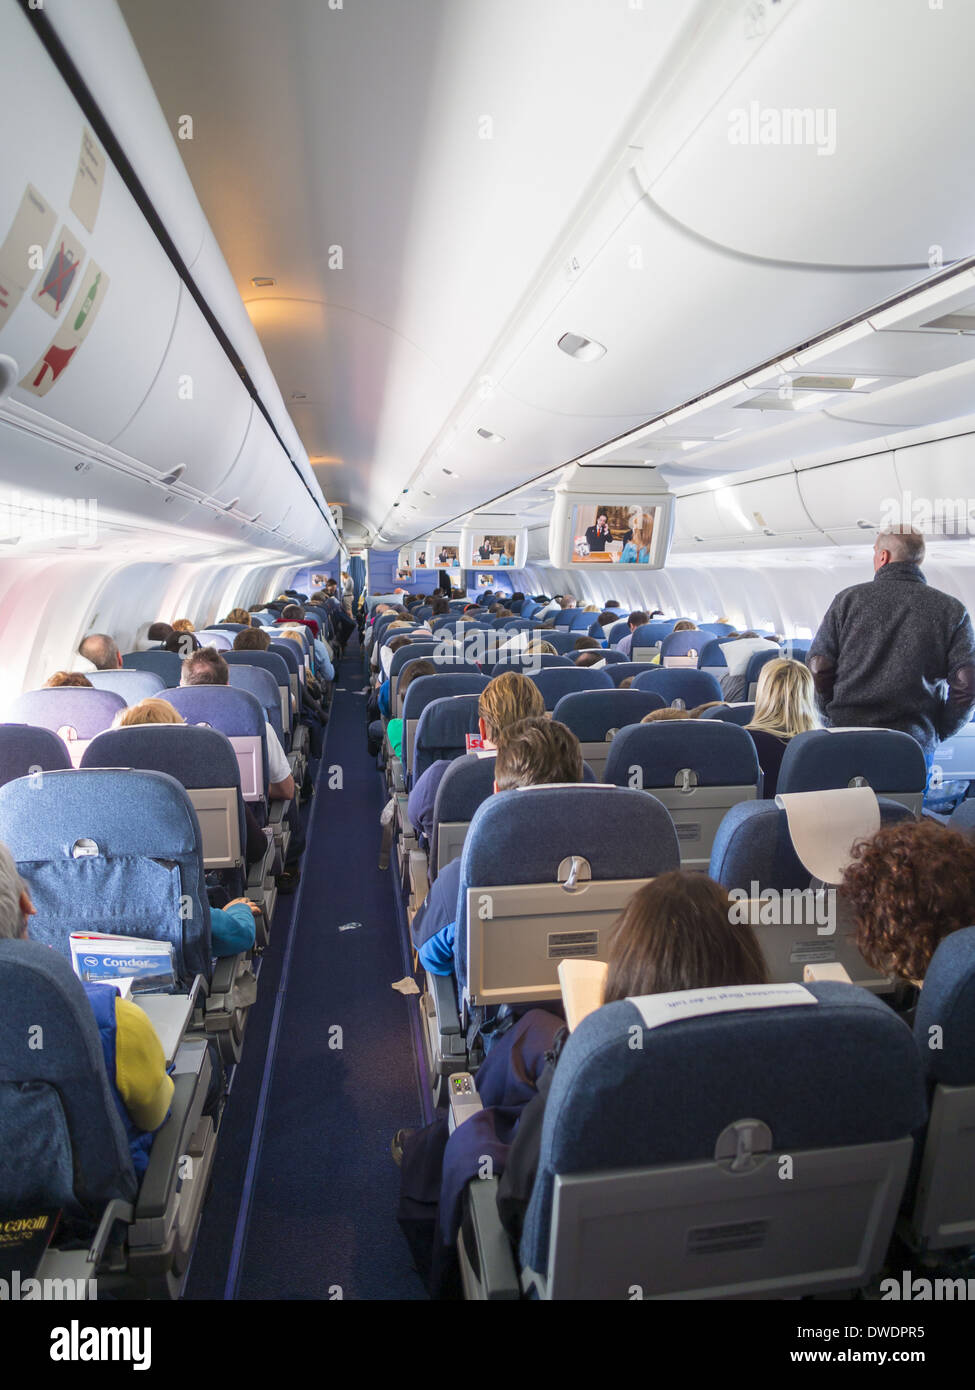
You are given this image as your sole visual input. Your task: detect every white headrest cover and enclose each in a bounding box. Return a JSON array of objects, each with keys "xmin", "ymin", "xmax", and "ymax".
[{"xmin": 775, "ymin": 786, "xmax": 881, "ymax": 885}]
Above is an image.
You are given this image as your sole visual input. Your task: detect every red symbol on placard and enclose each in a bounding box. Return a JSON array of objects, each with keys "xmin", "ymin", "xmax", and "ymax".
[
  {"xmin": 40, "ymin": 241, "xmax": 79, "ymax": 311},
  {"xmin": 32, "ymin": 342, "xmax": 77, "ymax": 389}
]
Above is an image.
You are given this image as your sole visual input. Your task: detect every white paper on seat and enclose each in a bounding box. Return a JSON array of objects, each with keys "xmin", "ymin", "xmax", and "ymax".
[
  {"xmin": 775, "ymin": 786, "xmax": 880, "ymax": 885},
  {"xmin": 718, "ymin": 637, "xmax": 779, "ymax": 678},
  {"xmin": 627, "ymin": 981, "xmax": 816, "ymax": 1031}
]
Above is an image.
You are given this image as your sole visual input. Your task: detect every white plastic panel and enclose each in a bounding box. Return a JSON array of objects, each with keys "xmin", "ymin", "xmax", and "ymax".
[
  {"xmin": 648, "ymin": 0, "xmax": 975, "ymax": 267},
  {"xmin": 797, "ymin": 453, "xmax": 900, "ymax": 538},
  {"xmin": 110, "ymin": 284, "xmax": 252, "ymax": 493},
  {"xmin": 893, "ymin": 434, "xmax": 975, "ymax": 524},
  {"xmin": 0, "ymin": 3, "xmax": 180, "ymax": 442}
]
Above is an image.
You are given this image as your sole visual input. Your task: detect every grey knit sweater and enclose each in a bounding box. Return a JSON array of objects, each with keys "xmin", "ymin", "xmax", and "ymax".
[{"xmin": 807, "ymin": 563, "xmax": 975, "ymax": 755}]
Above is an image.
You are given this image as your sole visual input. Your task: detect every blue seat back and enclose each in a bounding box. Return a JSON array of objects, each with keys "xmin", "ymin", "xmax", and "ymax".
[
  {"xmin": 608, "ymin": 620, "xmax": 630, "ymax": 646},
  {"xmin": 596, "ymin": 648, "xmax": 627, "ymax": 665},
  {"xmin": 195, "ymin": 630, "xmax": 234, "ymax": 652},
  {"xmin": 605, "ymin": 662, "xmax": 653, "ymax": 687},
  {"xmin": 605, "ymin": 720, "xmax": 760, "ymax": 790},
  {"xmin": 709, "ymin": 797, "xmax": 915, "ymax": 893},
  {"xmin": 699, "ymin": 622, "xmax": 737, "ymax": 637},
  {"xmin": 552, "ymin": 689, "xmax": 666, "ymax": 743},
  {"xmin": 700, "ymin": 702, "xmax": 756, "ymax": 727},
  {"xmin": 0, "ymin": 724, "xmax": 72, "ymax": 788},
  {"xmin": 10, "ymin": 688, "xmax": 127, "ymax": 742},
  {"xmin": 520, "ymin": 983, "xmax": 927, "ymax": 1285},
  {"xmin": 529, "ymin": 667, "xmax": 613, "ymax": 710},
  {"xmin": 745, "ymin": 647, "xmax": 781, "ymax": 690},
  {"xmin": 568, "ymin": 610, "xmax": 596, "ymax": 631},
  {"xmin": 0, "ymin": 768, "xmax": 212, "ymax": 985},
  {"xmin": 123, "ymin": 650, "xmax": 183, "ymax": 685},
  {"xmin": 532, "ymin": 630, "xmax": 577, "ymax": 656},
  {"xmin": 915, "ymin": 927, "xmax": 975, "ymax": 1088},
  {"xmin": 0, "ymin": 938, "xmax": 136, "ymax": 1215},
  {"xmin": 87, "ymin": 669, "xmax": 166, "ymax": 703},
  {"xmin": 455, "ymin": 786, "xmax": 680, "ymax": 996},
  {"xmin": 659, "ymin": 629, "xmax": 705, "ymax": 660},
  {"xmin": 226, "ymin": 663, "xmax": 285, "ymax": 743},
  {"xmin": 696, "ymin": 638, "xmax": 729, "ymax": 669},
  {"xmin": 630, "ymin": 669, "xmax": 724, "ymax": 707},
  {"xmin": 160, "ymin": 685, "xmax": 269, "ymax": 802},
  {"xmin": 430, "ymin": 754, "xmax": 497, "ymax": 877},
  {"xmin": 415, "ymin": 696, "xmax": 483, "ymax": 780},
  {"xmin": 777, "ymin": 729, "xmax": 928, "ymax": 797}
]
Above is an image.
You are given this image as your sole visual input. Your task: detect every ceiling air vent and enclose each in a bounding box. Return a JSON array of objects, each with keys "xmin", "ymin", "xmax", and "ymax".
[
  {"xmin": 159, "ymin": 464, "xmax": 186, "ymax": 486},
  {"xmin": 789, "ymin": 375, "xmax": 858, "ymax": 391},
  {"xmin": 476, "ymin": 428, "xmax": 505, "ymax": 443},
  {"xmin": 557, "ymin": 332, "xmax": 607, "ymax": 362}
]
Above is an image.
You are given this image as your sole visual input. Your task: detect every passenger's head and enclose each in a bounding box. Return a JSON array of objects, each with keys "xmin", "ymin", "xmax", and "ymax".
[
  {"xmin": 738, "ymin": 630, "xmax": 760, "ymax": 640},
  {"xmin": 0, "ymin": 840, "xmax": 33, "ymax": 941},
  {"xmin": 524, "ymin": 640, "xmax": 557, "ymax": 657},
  {"xmin": 493, "ymin": 717, "xmax": 584, "ymax": 791},
  {"xmin": 628, "ymin": 610, "xmax": 649, "ymax": 631},
  {"xmin": 559, "ymin": 596, "xmax": 577, "ymax": 610},
  {"xmin": 163, "ymin": 631, "xmax": 200, "ymax": 655},
  {"xmin": 618, "ymin": 676, "xmax": 634, "ymax": 688},
  {"xmin": 398, "ymin": 658, "xmax": 437, "ymax": 704},
  {"xmin": 222, "ymin": 608, "xmax": 252, "ymax": 626},
  {"xmin": 234, "ymin": 627, "xmax": 271, "ymax": 652},
  {"xmin": 431, "ymin": 597, "xmax": 449, "ymax": 616},
  {"xmin": 280, "ymin": 604, "xmax": 304, "ymax": 621},
  {"xmin": 673, "ymin": 620, "xmax": 697, "ymax": 633},
  {"xmin": 116, "ymin": 698, "xmax": 185, "ymax": 727},
  {"xmin": 688, "ymin": 701, "xmax": 725, "ymax": 718},
  {"xmin": 575, "ymin": 650, "xmax": 607, "ymax": 667},
  {"xmin": 597, "ymin": 611, "xmax": 617, "ymax": 628},
  {"xmin": 387, "ymin": 634, "xmax": 414, "ymax": 656},
  {"xmin": 642, "ymin": 707, "xmax": 695, "ymax": 722},
  {"xmin": 44, "ymin": 671, "xmax": 93, "ymax": 688},
  {"xmin": 180, "ymin": 647, "xmax": 229, "ymax": 686},
  {"xmin": 171, "ymin": 619, "xmax": 195, "ymax": 635},
  {"xmin": 603, "ymin": 872, "xmax": 769, "ymax": 1003},
  {"xmin": 747, "ymin": 658, "xmax": 819, "ymax": 740},
  {"xmin": 147, "ymin": 622, "xmax": 175, "ymax": 644},
  {"xmin": 478, "ymin": 672, "xmax": 546, "ymax": 744},
  {"xmin": 841, "ymin": 820, "xmax": 975, "ymax": 984},
  {"xmin": 78, "ymin": 634, "xmax": 121, "ymax": 670},
  {"xmin": 574, "ymin": 636, "xmax": 600, "ymax": 651},
  {"xmin": 874, "ymin": 525, "xmax": 925, "ymax": 571}
]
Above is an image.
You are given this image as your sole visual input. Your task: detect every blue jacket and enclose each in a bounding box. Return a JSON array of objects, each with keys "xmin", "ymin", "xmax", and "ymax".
[{"xmin": 83, "ymin": 983, "xmax": 157, "ymax": 1176}]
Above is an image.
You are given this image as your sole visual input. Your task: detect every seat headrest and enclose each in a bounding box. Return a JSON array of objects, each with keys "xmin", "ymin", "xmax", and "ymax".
[{"xmin": 914, "ymin": 926, "xmax": 975, "ymax": 1085}]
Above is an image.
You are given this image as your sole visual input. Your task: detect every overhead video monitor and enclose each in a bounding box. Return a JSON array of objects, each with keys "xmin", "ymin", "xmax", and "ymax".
[
  {"xmin": 553, "ymin": 496, "xmax": 672, "ymax": 570},
  {"xmin": 425, "ymin": 538, "xmax": 462, "ymax": 570},
  {"xmin": 395, "ymin": 566, "xmax": 413, "ymax": 581},
  {"xmin": 476, "ymin": 573, "xmax": 495, "ymax": 588},
  {"xmin": 460, "ymin": 524, "xmax": 526, "ymax": 570}
]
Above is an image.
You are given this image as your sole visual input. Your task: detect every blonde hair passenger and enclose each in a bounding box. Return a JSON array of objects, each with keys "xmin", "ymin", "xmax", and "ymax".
[
  {"xmin": 746, "ymin": 658, "xmax": 819, "ymax": 740},
  {"xmin": 116, "ymin": 699, "xmax": 185, "ymax": 728}
]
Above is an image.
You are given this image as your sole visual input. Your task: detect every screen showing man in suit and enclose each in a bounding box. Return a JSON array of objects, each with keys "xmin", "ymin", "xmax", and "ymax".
[
  {"xmin": 472, "ymin": 534, "xmax": 516, "ymax": 566},
  {"xmin": 572, "ymin": 503, "xmax": 658, "ymax": 563}
]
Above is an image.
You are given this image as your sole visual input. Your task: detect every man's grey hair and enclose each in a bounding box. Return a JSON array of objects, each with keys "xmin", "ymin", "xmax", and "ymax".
[
  {"xmin": 78, "ymin": 633, "xmax": 120, "ymax": 670},
  {"xmin": 877, "ymin": 526, "xmax": 926, "ymax": 566},
  {"xmin": 0, "ymin": 841, "xmax": 28, "ymax": 940}
]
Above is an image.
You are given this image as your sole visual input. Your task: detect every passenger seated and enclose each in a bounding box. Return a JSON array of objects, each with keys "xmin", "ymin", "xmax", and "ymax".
[
  {"xmin": 147, "ymin": 621, "xmax": 175, "ymax": 645},
  {"xmin": 222, "ymin": 607, "xmax": 252, "ymax": 626},
  {"xmin": 234, "ymin": 627, "xmax": 271, "ymax": 652},
  {"xmin": 841, "ymin": 819, "xmax": 975, "ymax": 1002},
  {"xmin": 640, "ymin": 702, "xmax": 721, "ymax": 723},
  {"xmin": 171, "ymin": 619, "xmax": 195, "ymax": 634},
  {"xmin": 575, "ymin": 650, "xmax": 607, "ymax": 668},
  {"xmin": 407, "ymin": 672, "xmax": 546, "ymax": 845},
  {"xmin": 412, "ymin": 716, "xmax": 583, "ymax": 973},
  {"xmin": 743, "ymin": 658, "xmax": 820, "ymax": 798},
  {"xmin": 614, "ymin": 610, "xmax": 649, "ymax": 659},
  {"xmin": 78, "ymin": 633, "xmax": 123, "ymax": 670},
  {"xmin": 0, "ymin": 840, "xmax": 174, "ymax": 1177},
  {"xmin": 573, "ymin": 636, "xmax": 600, "ymax": 651},
  {"xmin": 44, "ymin": 671, "xmax": 93, "ymax": 688},
  {"xmin": 396, "ymin": 870, "xmax": 768, "ymax": 1296},
  {"xmin": 181, "ymin": 648, "xmax": 295, "ymax": 802},
  {"xmin": 378, "ymin": 658, "xmax": 438, "ymax": 760}
]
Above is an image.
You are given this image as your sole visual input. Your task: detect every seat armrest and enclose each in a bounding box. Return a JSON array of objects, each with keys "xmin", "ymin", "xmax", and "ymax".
[
  {"xmin": 461, "ymin": 1178, "xmax": 520, "ymax": 1301},
  {"xmin": 134, "ymin": 1071, "xmax": 201, "ymax": 1221},
  {"xmin": 209, "ymin": 952, "xmax": 244, "ymax": 999},
  {"xmin": 390, "ymin": 759, "xmax": 405, "ymax": 793},
  {"xmin": 430, "ymin": 968, "xmax": 462, "ymax": 1036},
  {"xmin": 268, "ymin": 798, "xmax": 291, "ymax": 826},
  {"xmin": 447, "ymin": 1071, "xmax": 483, "ymax": 1132}
]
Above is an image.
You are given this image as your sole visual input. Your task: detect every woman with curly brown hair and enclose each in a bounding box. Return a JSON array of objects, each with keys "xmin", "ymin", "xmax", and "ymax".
[{"xmin": 841, "ymin": 818, "xmax": 975, "ymax": 986}]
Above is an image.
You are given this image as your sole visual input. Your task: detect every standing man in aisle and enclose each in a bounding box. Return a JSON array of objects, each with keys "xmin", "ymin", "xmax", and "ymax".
[{"xmin": 807, "ymin": 526, "xmax": 975, "ymax": 772}]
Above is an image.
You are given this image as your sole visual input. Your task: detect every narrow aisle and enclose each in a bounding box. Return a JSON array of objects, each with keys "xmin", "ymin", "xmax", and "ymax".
[{"xmin": 229, "ymin": 638, "xmax": 427, "ymax": 1300}]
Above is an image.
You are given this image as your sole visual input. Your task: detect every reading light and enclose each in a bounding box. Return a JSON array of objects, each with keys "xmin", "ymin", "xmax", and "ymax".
[
  {"xmin": 251, "ymin": 276, "xmax": 276, "ymax": 287},
  {"xmin": 558, "ymin": 332, "xmax": 607, "ymax": 362}
]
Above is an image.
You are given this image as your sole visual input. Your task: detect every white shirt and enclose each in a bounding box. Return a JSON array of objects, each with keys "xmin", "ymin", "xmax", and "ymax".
[{"xmin": 265, "ymin": 722, "xmax": 291, "ymax": 785}]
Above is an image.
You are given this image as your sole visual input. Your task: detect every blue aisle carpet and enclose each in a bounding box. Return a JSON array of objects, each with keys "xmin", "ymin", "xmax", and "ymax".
[{"xmin": 184, "ymin": 639, "xmax": 428, "ymax": 1300}]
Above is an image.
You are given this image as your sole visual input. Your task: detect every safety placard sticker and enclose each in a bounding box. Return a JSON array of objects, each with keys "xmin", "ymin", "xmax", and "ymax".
[
  {"xmin": 20, "ymin": 259, "xmax": 109, "ymax": 397},
  {"xmin": 70, "ymin": 126, "xmax": 106, "ymax": 234},
  {"xmin": 0, "ymin": 184, "xmax": 57, "ymax": 333},
  {"xmin": 32, "ymin": 223, "xmax": 86, "ymax": 320}
]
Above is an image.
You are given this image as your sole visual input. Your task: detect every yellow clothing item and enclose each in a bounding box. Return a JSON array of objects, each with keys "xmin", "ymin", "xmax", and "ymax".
[{"xmin": 114, "ymin": 998, "xmax": 174, "ymax": 1132}]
